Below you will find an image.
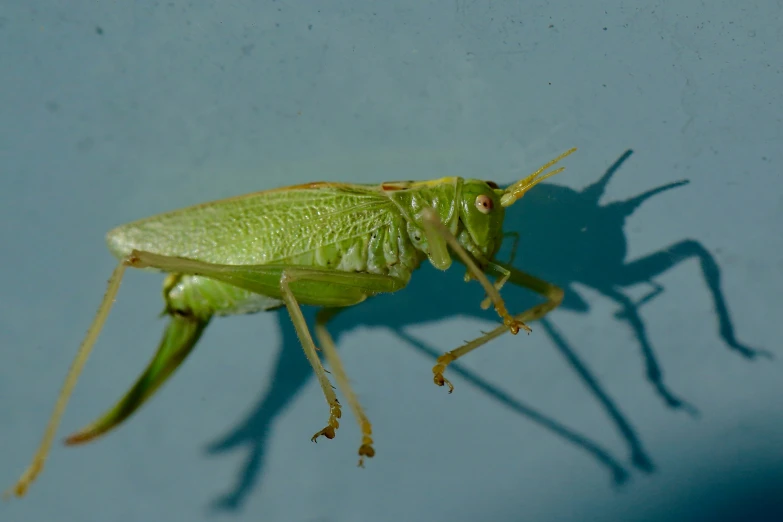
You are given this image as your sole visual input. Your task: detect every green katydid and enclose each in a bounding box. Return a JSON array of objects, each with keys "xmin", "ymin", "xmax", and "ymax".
[{"xmin": 5, "ymin": 147, "xmax": 576, "ymax": 499}]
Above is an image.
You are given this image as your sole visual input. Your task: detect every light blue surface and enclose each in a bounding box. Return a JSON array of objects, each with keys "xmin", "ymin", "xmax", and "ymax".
[{"xmin": 2, "ymin": 1, "xmax": 781, "ymax": 521}]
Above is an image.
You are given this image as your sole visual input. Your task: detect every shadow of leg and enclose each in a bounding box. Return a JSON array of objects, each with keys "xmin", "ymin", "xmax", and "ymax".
[
  {"xmin": 539, "ymin": 318, "xmax": 655, "ymax": 473},
  {"xmin": 205, "ymin": 312, "xmax": 314, "ymax": 512},
  {"xmin": 598, "ymin": 286, "xmax": 699, "ymax": 415},
  {"xmin": 394, "ymin": 328, "xmax": 631, "ymax": 485},
  {"xmin": 618, "ymin": 239, "xmax": 771, "ymax": 359}
]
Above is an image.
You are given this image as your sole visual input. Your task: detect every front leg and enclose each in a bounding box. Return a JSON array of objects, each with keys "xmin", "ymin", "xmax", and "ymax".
[
  {"xmin": 432, "ymin": 261, "xmax": 564, "ymax": 392},
  {"xmin": 418, "ymin": 208, "xmax": 529, "ymax": 335}
]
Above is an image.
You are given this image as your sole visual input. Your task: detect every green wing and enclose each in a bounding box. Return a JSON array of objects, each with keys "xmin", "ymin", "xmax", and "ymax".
[{"xmin": 106, "ymin": 183, "xmax": 395, "ymax": 266}]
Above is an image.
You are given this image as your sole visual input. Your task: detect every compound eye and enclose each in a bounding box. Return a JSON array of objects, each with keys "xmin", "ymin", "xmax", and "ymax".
[{"xmin": 475, "ymin": 194, "xmax": 494, "ymax": 214}]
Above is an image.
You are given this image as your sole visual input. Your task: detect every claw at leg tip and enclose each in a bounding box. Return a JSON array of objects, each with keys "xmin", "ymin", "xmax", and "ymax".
[{"xmin": 4, "ymin": 480, "xmax": 27, "ymax": 500}]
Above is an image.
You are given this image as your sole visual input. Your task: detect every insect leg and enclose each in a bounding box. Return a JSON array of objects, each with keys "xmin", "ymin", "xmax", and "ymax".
[
  {"xmin": 123, "ymin": 251, "xmax": 406, "ymax": 459},
  {"xmin": 419, "ymin": 208, "xmax": 529, "ymax": 335},
  {"xmin": 5, "ymin": 263, "xmax": 128, "ymax": 499},
  {"xmin": 503, "ymin": 231, "xmax": 521, "ymax": 267},
  {"xmin": 277, "ymin": 270, "xmax": 344, "ymax": 444},
  {"xmin": 477, "ymin": 231, "xmax": 521, "ymax": 310},
  {"xmin": 432, "ymin": 261, "xmax": 564, "ymax": 392},
  {"xmin": 315, "ymin": 307, "xmax": 375, "ymax": 466}
]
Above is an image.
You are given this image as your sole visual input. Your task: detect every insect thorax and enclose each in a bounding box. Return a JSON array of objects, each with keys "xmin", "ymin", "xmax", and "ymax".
[{"xmin": 384, "ymin": 178, "xmax": 463, "ymax": 254}]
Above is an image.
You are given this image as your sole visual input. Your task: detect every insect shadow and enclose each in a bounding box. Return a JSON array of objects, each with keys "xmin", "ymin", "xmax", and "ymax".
[{"xmin": 203, "ymin": 150, "xmax": 765, "ymax": 512}]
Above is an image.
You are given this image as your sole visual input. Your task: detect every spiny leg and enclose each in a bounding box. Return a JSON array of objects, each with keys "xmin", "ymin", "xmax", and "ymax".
[
  {"xmin": 124, "ymin": 250, "xmax": 406, "ymax": 451},
  {"xmin": 462, "ymin": 232, "xmax": 519, "ymax": 288},
  {"xmin": 5, "ymin": 263, "xmax": 128, "ymax": 499},
  {"xmin": 474, "ymin": 232, "xmax": 521, "ymax": 309},
  {"xmin": 433, "ymin": 261, "xmax": 564, "ymax": 392},
  {"xmin": 315, "ymin": 307, "xmax": 375, "ymax": 466},
  {"xmin": 478, "ymin": 260, "xmax": 516, "ymax": 311},
  {"xmin": 419, "ymin": 208, "xmax": 529, "ymax": 335},
  {"xmin": 462, "ymin": 238, "xmax": 522, "ymax": 311},
  {"xmin": 278, "ymin": 271, "xmax": 343, "ymax": 443}
]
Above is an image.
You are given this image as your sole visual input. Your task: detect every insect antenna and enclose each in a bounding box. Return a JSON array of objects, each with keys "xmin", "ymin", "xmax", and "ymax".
[{"xmin": 500, "ymin": 147, "xmax": 578, "ymax": 207}]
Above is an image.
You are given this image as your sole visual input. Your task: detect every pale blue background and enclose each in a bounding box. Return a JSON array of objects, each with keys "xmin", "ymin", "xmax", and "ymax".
[{"xmin": 1, "ymin": 2, "xmax": 782, "ymax": 521}]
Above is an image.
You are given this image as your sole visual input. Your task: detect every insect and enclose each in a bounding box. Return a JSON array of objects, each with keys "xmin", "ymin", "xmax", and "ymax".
[{"xmin": 5, "ymin": 148, "xmax": 577, "ymax": 499}]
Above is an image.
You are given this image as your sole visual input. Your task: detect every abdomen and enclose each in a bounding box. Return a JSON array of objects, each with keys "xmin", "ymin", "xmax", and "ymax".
[{"xmin": 165, "ymin": 274, "xmax": 283, "ymax": 319}]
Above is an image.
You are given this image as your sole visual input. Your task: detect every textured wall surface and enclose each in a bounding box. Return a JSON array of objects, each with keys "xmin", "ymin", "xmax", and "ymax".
[{"xmin": 1, "ymin": 2, "xmax": 781, "ymax": 521}]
